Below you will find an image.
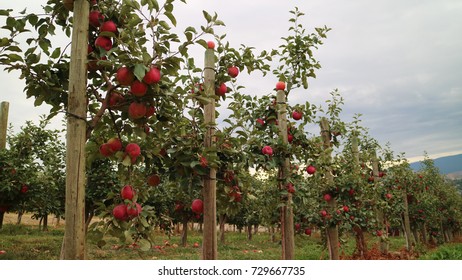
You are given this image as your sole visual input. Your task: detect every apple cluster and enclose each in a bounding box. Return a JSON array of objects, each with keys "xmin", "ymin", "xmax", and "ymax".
[
  {"xmin": 112, "ymin": 185, "xmax": 143, "ymax": 221},
  {"xmin": 99, "ymin": 138, "xmax": 141, "ymax": 164}
]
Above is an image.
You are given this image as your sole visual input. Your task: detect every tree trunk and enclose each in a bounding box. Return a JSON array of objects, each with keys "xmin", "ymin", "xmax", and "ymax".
[
  {"xmin": 43, "ymin": 214, "xmax": 49, "ymax": 232},
  {"xmin": 181, "ymin": 217, "xmax": 189, "ymax": 247},
  {"xmin": 17, "ymin": 210, "xmax": 23, "ymax": 225},
  {"xmin": 270, "ymin": 226, "xmax": 276, "ymax": 242},
  {"xmin": 247, "ymin": 224, "xmax": 252, "ymax": 241},
  {"xmin": 219, "ymin": 214, "xmax": 227, "ymax": 244},
  {"xmin": 61, "ymin": 0, "xmax": 90, "ymax": 260},
  {"xmin": 412, "ymin": 227, "xmax": 420, "ymax": 244},
  {"xmin": 320, "ymin": 117, "xmax": 339, "ymax": 260},
  {"xmin": 254, "ymin": 224, "xmax": 259, "ymax": 234},
  {"xmin": 0, "ymin": 212, "xmax": 4, "ymax": 230}
]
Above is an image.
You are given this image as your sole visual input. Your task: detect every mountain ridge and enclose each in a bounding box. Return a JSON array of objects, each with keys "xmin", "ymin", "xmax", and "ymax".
[{"xmin": 410, "ymin": 154, "xmax": 462, "ymax": 175}]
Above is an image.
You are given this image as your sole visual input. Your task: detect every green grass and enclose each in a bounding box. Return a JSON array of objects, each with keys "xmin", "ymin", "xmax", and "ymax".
[{"xmin": 0, "ymin": 224, "xmax": 459, "ymax": 260}]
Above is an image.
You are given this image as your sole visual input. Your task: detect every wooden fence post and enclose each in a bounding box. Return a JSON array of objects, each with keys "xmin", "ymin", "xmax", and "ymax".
[
  {"xmin": 202, "ymin": 47, "xmax": 217, "ymax": 260},
  {"xmin": 277, "ymin": 89, "xmax": 294, "ymax": 259},
  {"xmin": 61, "ymin": 0, "xmax": 90, "ymax": 260},
  {"xmin": 320, "ymin": 117, "xmax": 339, "ymax": 260}
]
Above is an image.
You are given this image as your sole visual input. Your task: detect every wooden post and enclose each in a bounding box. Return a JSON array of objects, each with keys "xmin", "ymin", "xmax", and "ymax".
[
  {"xmin": 372, "ymin": 151, "xmax": 389, "ymax": 254},
  {"xmin": 319, "ymin": 117, "xmax": 339, "ymax": 260},
  {"xmin": 201, "ymin": 48, "xmax": 217, "ymax": 260},
  {"xmin": 61, "ymin": 0, "xmax": 90, "ymax": 260},
  {"xmin": 351, "ymin": 134, "xmax": 367, "ymax": 257},
  {"xmin": 0, "ymin": 101, "xmax": 8, "ymax": 229},
  {"xmin": 0, "ymin": 101, "xmax": 9, "ymax": 149},
  {"xmin": 277, "ymin": 89, "xmax": 294, "ymax": 259},
  {"xmin": 402, "ymin": 189, "xmax": 413, "ymax": 251}
]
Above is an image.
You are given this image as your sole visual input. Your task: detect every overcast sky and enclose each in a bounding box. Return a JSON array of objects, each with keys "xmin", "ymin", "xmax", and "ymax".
[{"xmin": 1, "ymin": 0, "xmax": 461, "ymax": 162}]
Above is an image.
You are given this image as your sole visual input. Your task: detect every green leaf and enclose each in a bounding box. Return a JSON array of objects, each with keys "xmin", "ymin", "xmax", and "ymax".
[
  {"xmin": 0, "ymin": 38, "xmax": 9, "ymax": 47},
  {"xmin": 50, "ymin": 47, "xmax": 61, "ymax": 59},
  {"xmin": 133, "ymin": 63, "xmax": 148, "ymax": 81},
  {"xmin": 165, "ymin": 12, "xmax": 176, "ymax": 26},
  {"xmin": 202, "ymin": 10, "xmax": 212, "ymax": 22},
  {"xmin": 8, "ymin": 53, "xmax": 23, "ymax": 62},
  {"xmin": 0, "ymin": 9, "xmax": 12, "ymax": 16},
  {"xmin": 138, "ymin": 239, "xmax": 151, "ymax": 251}
]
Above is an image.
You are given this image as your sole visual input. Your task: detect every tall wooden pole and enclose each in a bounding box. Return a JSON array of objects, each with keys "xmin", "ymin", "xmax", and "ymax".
[
  {"xmin": 0, "ymin": 101, "xmax": 9, "ymax": 230},
  {"xmin": 320, "ymin": 117, "xmax": 339, "ymax": 260},
  {"xmin": 202, "ymin": 48, "xmax": 217, "ymax": 260},
  {"xmin": 351, "ymin": 133, "xmax": 367, "ymax": 257},
  {"xmin": 61, "ymin": 0, "xmax": 89, "ymax": 260},
  {"xmin": 372, "ymin": 151, "xmax": 388, "ymax": 254},
  {"xmin": 0, "ymin": 101, "xmax": 9, "ymax": 149},
  {"xmin": 277, "ymin": 90, "xmax": 294, "ymax": 259}
]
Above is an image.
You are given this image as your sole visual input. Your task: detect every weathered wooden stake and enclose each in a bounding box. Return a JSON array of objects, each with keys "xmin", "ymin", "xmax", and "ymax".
[
  {"xmin": 202, "ymin": 48, "xmax": 217, "ymax": 260},
  {"xmin": 372, "ymin": 150, "xmax": 389, "ymax": 254},
  {"xmin": 320, "ymin": 117, "xmax": 339, "ymax": 260},
  {"xmin": 402, "ymin": 188, "xmax": 413, "ymax": 251},
  {"xmin": 0, "ymin": 101, "xmax": 9, "ymax": 229},
  {"xmin": 61, "ymin": 0, "xmax": 90, "ymax": 260},
  {"xmin": 351, "ymin": 134, "xmax": 367, "ymax": 257},
  {"xmin": 0, "ymin": 101, "xmax": 9, "ymax": 149},
  {"xmin": 277, "ymin": 90, "xmax": 295, "ymax": 259}
]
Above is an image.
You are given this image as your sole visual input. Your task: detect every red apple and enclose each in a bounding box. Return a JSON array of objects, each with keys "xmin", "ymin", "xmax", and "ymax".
[
  {"xmin": 261, "ymin": 145, "xmax": 273, "ymax": 156},
  {"xmin": 89, "ymin": 10, "xmax": 104, "ymax": 28},
  {"xmin": 227, "ymin": 66, "xmax": 239, "ymax": 78},
  {"xmin": 193, "ymin": 242, "xmax": 199, "ymax": 248},
  {"xmin": 215, "ymin": 83, "xmax": 227, "ymax": 96},
  {"xmin": 174, "ymin": 202, "xmax": 184, "ymax": 212},
  {"xmin": 295, "ymin": 223, "xmax": 301, "ymax": 231},
  {"xmin": 20, "ymin": 184, "xmax": 28, "ymax": 194},
  {"xmin": 109, "ymin": 92, "xmax": 124, "ymax": 107},
  {"xmin": 145, "ymin": 105, "xmax": 156, "ymax": 118},
  {"xmin": 116, "ymin": 67, "xmax": 135, "ymax": 86},
  {"xmin": 191, "ymin": 199, "xmax": 203, "ymax": 214},
  {"xmin": 207, "ymin": 41, "xmax": 215, "ymax": 49},
  {"xmin": 199, "ymin": 155, "xmax": 208, "ymax": 168},
  {"xmin": 348, "ymin": 189, "xmax": 355, "ymax": 196},
  {"xmin": 127, "ymin": 203, "xmax": 142, "ymax": 218},
  {"xmin": 292, "ymin": 111, "xmax": 303, "ymax": 120},
  {"xmin": 143, "ymin": 67, "xmax": 161, "ymax": 84},
  {"xmin": 112, "ymin": 204, "xmax": 129, "ymax": 221},
  {"xmin": 99, "ymin": 143, "xmax": 113, "ymax": 157},
  {"xmin": 128, "ymin": 102, "xmax": 147, "ymax": 119},
  {"xmin": 100, "ymin": 20, "xmax": 117, "ymax": 33},
  {"xmin": 107, "ymin": 138, "xmax": 122, "ymax": 152},
  {"xmin": 95, "ymin": 36, "xmax": 112, "ymax": 51},
  {"xmin": 147, "ymin": 174, "xmax": 161, "ymax": 187},
  {"xmin": 376, "ymin": 230, "xmax": 383, "ymax": 237},
  {"xmin": 121, "ymin": 185, "xmax": 135, "ymax": 200},
  {"xmin": 306, "ymin": 165, "xmax": 316, "ymax": 175},
  {"xmin": 232, "ymin": 192, "xmax": 242, "ymax": 202},
  {"xmin": 256, "ymin": 118, "xmax": 265, "ymax": 126},
  {"xmin": 304, "ymin": 228, "xmax": 312, "ymax": 236},
  {"xmin": 276, "ymin": 81, "xmax": 286, "ymax": 91},
  {"xmin": 343, "ymin": 205, "xmax": 349, "ymax": 212},
  {"xmin": 385, "ymin": 193, "xmax": 392, "ymax": 199},
  {"xmin": 286, "ymin": 183, "xmax": 296, "ymax": 194},
  {"xmin": 125, "ymin": 143, "xmax": 141, "ymax": 159},
  {"xmin": 320, "ymin": 210, "xmax": 327, "ymax": 217},
  {"xmin": 130, "ymin": 80, "xmax": 148, "ymax": 97},
  {"xmin": 323, "ymin": 193, "xmax": 332, "ymax": 202},
  {"xmin": 0, "ymin": 250, "xmax": 6, "ymax": 255},
  {"xmin": 287, "ymin": 134, "xmax": 294, "ymax": 143}
]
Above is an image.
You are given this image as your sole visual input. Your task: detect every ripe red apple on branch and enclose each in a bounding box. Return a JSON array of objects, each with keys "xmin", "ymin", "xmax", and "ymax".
[
  {"xmin": 113, "ymin": 204, "xmax": 129, "ymax": 221},
  {"xmin": 89, "ymin": 10, "xmax": 104, "ymax": 28},
  {"xmin": 306, "ymin": 165, "xmax": 316, "ymax": 175},
  {"xmin": 215, "ymin": 83, "xmax": 227, "ymax": 96},
  {"xmin": 100, "ymin": 21, "xmax": 117, "ymax": 33},
  {"xmin": 116, "ymin": 67, "xmax": 135, "ymax": 86},
  {"xmin": 227, "ymin": 66, "xmax": 239, "ymax": 78},
  {"xmin": 292, "ymin": 110, "xmax": 303, "ymax": 120},
  {"xmin": 95, "ymin": 36, "xmax": 112, "ymax": 51},
  {"xmin": 207, "ymin": 41, "xmax": 215, "ymax": 49},
  {"xmin": 276, "ymin": 81, "xmax": 286, "ymax": 91},
  {"xmin": 191, "ymin": 199, "xmax": 204, "ymax": 214},
  {"xmin": 121, "ymin": 185, "xmax": 135, "ymax": 201},
  {"xmin": 128, "ymin": 102, "xmax": 147, "ymax": 119},
  {"xmin": 147, "ymin": 174, "xmax": 161, "ymax": 187},
  {"xmin": 143, "ymin": 67, "xmax": 161, "ymax": 84},
  {"xmin": 261, "ymin": 145, "xmax": 273, "ymax": 156},
  {"xmin": 130, "ymin": 80, "xmax": 148, "ymax": 97}
]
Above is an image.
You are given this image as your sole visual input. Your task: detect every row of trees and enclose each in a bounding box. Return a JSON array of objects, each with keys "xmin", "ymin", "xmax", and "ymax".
[{"xmin": 0, "ymin": 0, "xmax": 461, "ymax": 259}]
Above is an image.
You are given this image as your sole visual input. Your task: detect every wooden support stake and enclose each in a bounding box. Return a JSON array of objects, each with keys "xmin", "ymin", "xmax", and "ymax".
[
  {"xmin": 372, "ymin": 150, "xmax": 388, "ymax": 254},
  {"xmin": 351, "ymin": 133, "xmax": 367, "ymax": 257},
  {"xmin": 277, "ymin": 90, "xmax": 294, "ymax": 259},
  {"xmin": 319, "ymin": 117, "xmax": 339, "ymax": 260},
  {"xmin": 0, "ymin": 101, "xmax": 9, "ymax": 149},
  {"xmin": 202, "ymin": 48, "xmax": 217, "ymax": 260},
  {"xmin": 61, "ymin": 0, "xmax": 90, "ymax": 260}
]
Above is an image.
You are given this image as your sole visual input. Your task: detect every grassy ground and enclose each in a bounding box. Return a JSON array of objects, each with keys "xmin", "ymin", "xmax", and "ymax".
[{"xmin": 0, "ymin": 213, "xmax": 458, "ymax": 260}]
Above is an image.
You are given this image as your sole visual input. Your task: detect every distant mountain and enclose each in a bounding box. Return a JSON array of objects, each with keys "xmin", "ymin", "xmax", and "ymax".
[{"xmin": 410, "ymin": 154, "xmax": 462, "ymax": 175}]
